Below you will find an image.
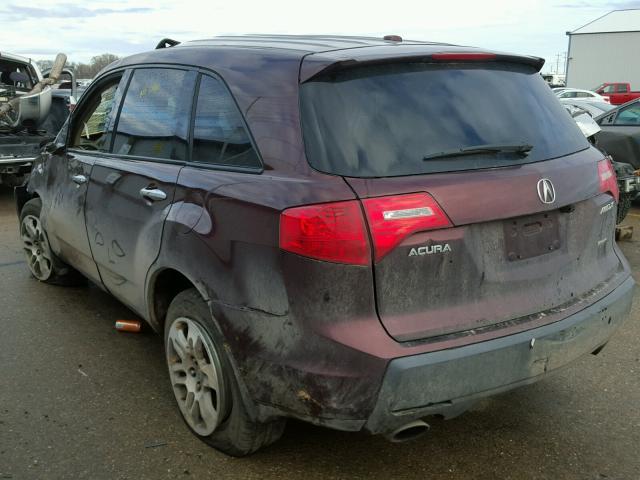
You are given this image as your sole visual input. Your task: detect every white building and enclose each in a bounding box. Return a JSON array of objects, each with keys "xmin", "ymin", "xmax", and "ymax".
[{"xmin": 566, "ymin": 9, "xmax": 640, "ymax": 89}]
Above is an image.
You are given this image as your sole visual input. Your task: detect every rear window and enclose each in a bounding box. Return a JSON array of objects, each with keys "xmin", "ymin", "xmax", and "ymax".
[{"xmin": 300, "ymin": 62, "xmax": 589, "ymax": 177}]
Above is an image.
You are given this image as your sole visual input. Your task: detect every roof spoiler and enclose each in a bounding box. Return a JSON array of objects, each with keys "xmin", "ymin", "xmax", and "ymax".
[
  {"xmin": 155, "ymin": 38, "xmax": 180, "ymax": 49},
  {"xmin": 300, "ymin": 52, "xmax": 545, "ymax": 83}
]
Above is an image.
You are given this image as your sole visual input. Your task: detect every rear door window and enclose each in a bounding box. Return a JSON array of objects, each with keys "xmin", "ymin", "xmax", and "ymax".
[
  {"xmin": 113, "ymin": 68, "xmax": 196, "ymax": 161},
  {"xmin": 616, "ymin": 84, "xmax": 629, "ymax": 93},
  {"xmin": 300, "ymin": 62, "xmax": 588, "ymax": 177},
  {"xmin": 191, "ymin": 74, "xmax": 260, "ymax": 168}
]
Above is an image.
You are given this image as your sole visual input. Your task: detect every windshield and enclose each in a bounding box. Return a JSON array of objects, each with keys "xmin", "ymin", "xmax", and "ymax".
[{"xmin": 300, "ymin": 62, "xmax": 589, "ymax": 177}]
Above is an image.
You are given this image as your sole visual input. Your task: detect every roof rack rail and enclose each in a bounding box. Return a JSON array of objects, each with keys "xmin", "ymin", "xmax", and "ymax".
[{"xmin": 155, "ymin": 38, "xmax": 180, "ymax": 49}]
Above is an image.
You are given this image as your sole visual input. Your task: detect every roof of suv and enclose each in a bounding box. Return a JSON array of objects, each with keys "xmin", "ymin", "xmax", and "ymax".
[
  {"xmin": 180, "ymin": 34, "xmax": 450, "ymax": 53},
  {"xmin": 103, "ymin": 34, "xmax": 545, "ymax": 86}
]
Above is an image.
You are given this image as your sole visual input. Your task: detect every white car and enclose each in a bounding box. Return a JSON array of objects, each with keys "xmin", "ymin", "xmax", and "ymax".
[
  {"xmin": 555, "ymin": 88, "xmax": 610, "ymax": 103},
  {"xmin": 560, "ymin": 99, "xmax": 614, "ymax": 118}
]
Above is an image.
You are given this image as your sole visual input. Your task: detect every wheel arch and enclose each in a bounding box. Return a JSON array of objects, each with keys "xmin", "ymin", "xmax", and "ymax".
[
  {"xmin": 15, "ymin": 185, "xmax": 39, "ymax": 217},
  {"xmin": 145, "ymin": 266, "xmax": 210, "ymax": 333}
]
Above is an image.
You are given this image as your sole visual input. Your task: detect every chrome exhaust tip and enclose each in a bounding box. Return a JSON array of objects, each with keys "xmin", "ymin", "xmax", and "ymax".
[{"xmin": 386, "ymin": 420, "xmax": 430, "ymax": 443}]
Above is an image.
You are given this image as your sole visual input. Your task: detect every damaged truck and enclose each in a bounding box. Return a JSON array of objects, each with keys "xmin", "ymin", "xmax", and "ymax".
[{"xmin": 0, "ymin": 52, "xmax": 70, "ymax": 186}]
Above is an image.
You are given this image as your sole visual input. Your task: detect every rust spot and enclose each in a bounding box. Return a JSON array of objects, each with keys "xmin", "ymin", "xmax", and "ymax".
[{"xmin": 297, "ymin": 389, "xmax": 323, "ymax": 410}]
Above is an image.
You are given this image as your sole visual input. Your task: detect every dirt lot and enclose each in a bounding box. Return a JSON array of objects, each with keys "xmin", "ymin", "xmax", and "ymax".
[{"xmin": 0, "ymin": 185, "xmax": 638, "ymax": 480}]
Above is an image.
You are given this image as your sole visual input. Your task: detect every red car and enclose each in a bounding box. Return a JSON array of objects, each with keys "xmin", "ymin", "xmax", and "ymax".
[{"xmin": 594, "ymin": 82, "xmax": 640, "ymax": 105}]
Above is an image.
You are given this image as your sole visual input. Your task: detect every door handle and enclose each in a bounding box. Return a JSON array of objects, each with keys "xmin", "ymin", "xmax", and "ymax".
[
  {"xmin": 71, "ymin": 174, "xmax": 88, "ymax": 185},
  {"xmin": 140, "ymin": 187, "xmax": 167, "ymax": 202}
]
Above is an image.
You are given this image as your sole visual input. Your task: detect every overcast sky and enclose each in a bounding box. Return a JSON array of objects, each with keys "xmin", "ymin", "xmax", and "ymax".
[{"xmin": 1, "ymin": 0, "xmax": 638, "ymax": 73}]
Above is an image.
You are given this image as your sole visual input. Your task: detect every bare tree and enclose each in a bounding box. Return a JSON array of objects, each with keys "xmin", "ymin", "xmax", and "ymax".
[
  {"xmin": 90, "ymin": 53, "xmax": 120, "ymax": 73},
  {"xmin": 35, "ymin": 59, "xmax": 54, "ymax": 72},
  {"xmin": 36, "ymin": 53, "xmax": 120, "ymax": 79}
]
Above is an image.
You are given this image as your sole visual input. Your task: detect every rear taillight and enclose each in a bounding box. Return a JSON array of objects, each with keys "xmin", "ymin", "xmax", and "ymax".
[
  {"xmin": 362, "ymin": 193, "xmax": 452, "ymax": 262},
  {"xmin": 598, "ymin": 157, "xmax": 619, "ymax": 202},
  {"xmin": 279, "ymin": 200, "xmax": 370, "ymax": 265}
]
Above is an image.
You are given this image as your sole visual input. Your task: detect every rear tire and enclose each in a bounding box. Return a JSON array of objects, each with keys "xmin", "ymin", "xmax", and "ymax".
[
  {"xmin": 164, "ymin": 289, "xmax": 285, "ymax": 456},
  {"xmin": 617, "ymin": 193, "xmax": 632, "ymax": 224},
  {"xmin": 19, "ymin": 198, "xmax": 86, "ymax": 286}
]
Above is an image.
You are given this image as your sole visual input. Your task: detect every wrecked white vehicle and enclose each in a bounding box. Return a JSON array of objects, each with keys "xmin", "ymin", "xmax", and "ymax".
[{"xmin": 0, "ymin": 52, "xmax": 68, "ymax": 186}]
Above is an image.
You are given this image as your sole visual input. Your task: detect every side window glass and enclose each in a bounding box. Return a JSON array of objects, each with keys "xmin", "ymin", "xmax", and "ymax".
[
  {"xmin": 192, "ymin": 75, "xmax": 260, "ymax": 168},
  {"xmin": 603, "ymin": 85, "xmax": 615, "ymax": 94},
  {"xmin": 70, "ymin": 77, "xmax": 123, "ymax": 151},
  {"xmin": 113, "ymin": 68, "xmax": 195, "ymax": 161},
  {"xmin": 614, "ymin": 103, "xmax": 640, "ymax": 125},
  {"xmin": 617, "ymin": 84, "xmax": 629, "ymax": 93}
]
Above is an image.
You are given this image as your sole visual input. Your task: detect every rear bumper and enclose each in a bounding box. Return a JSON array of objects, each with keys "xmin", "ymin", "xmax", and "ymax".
[{"xmin": 364, "ymin": 274, "xmax": 635, "ymax": 434}]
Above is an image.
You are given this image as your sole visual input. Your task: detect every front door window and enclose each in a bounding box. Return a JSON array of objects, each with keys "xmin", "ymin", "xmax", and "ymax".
[{"xmin": 70, "ymin": 78, "xmax": 123, "ymax": 152}]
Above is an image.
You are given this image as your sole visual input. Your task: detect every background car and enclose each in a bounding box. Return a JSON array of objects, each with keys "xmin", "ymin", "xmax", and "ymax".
[
  {"xmin": 562, "ymin": 101, "xmax": 640, "ymax": 222},
  {"xmin": 560, "ymin": 99, "xmax": 615, "ymax": 117},
  {"xmin": 595, "ymin": 99, "xmax": 640, "ymax": 169},
  {"xmin": 1, "ymin": 52, "xmax": 69, "ymax": 186},
  {"xmin": 593, "ymin": 83, "xmax": 640, "ymax": 105},
  {"xmin": 594, "ymin": 99, "xmax": 640, "ymax": 222},
  {"xmin": 556, "ymin": 88, "xmax": 610, "ymax": 103}
]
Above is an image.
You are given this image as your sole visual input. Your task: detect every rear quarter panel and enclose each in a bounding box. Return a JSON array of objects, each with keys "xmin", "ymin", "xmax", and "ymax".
[{"xmin": 147, "ymin": 168, "xmax": 391, "ymax": 424}]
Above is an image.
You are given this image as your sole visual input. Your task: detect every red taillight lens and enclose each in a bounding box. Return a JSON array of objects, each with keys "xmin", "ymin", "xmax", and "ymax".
[
  {"xmin": 362, "ymin": 193, "xmax": 452, "ymax": 262},
  {"xmin": 279, "ymin": 200, "xmax": 370, "ymax": 265},
  {"xmin": 431, "ymin": 52, "xmax": 497, "ymax": 61},
  {"xmin": 598, "ymin": 158, "xmax": 619, "ymax": 202}
]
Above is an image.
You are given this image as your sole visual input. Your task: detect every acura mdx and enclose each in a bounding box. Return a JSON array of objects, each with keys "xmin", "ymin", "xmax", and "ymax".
[{"xmin": 16, "ymin": 35, "xmax": 634, "ymax": 456}]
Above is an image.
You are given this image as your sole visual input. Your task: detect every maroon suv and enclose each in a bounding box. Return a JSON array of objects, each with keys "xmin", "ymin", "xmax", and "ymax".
[{"xmin": 16, "ymin": 35, "xmax": 634, "ymax": 456}]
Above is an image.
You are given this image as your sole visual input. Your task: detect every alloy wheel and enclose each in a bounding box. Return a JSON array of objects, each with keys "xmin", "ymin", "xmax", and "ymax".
[
  {"xmin": 166, "ymin": 317, "xmax": 226, "ymax": 436},
  {"xmin": 21, "ymin": 215, "xmax": 53, "ymax": 281}
]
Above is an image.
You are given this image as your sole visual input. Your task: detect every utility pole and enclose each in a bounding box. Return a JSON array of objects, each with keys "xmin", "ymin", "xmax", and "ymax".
[{"xmin": 553, "ymin": 52, "xmax": 568, "ymax": 75}]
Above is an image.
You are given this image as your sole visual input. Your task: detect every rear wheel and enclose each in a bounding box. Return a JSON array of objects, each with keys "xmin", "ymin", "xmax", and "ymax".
[
  {"xmin": 19, "ymin": 198, "xmax": 85, "ymax": 285},
  {"xmin": 164, "ymin": 289, "xmax": 285, "ymax": 456},
  {"xmin": 617, "ymin": 192, "xmax": 632, "ymax": 224}
]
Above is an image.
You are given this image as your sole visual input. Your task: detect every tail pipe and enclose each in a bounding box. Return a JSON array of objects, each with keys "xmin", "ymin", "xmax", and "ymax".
[{"xmin": 385, "ymin": 420, "xmax": 430, "ymax": 443}]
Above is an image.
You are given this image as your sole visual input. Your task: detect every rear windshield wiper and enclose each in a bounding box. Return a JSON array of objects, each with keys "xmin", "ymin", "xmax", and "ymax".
[{"xmin": 423, "ymin": 144, "xmax": 533, "ymax": 161}]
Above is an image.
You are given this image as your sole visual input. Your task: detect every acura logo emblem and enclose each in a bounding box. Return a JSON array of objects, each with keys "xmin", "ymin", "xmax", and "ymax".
[{"xmin": 537, "ymin": 178, "xmax": 556, "ymax": 204}]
